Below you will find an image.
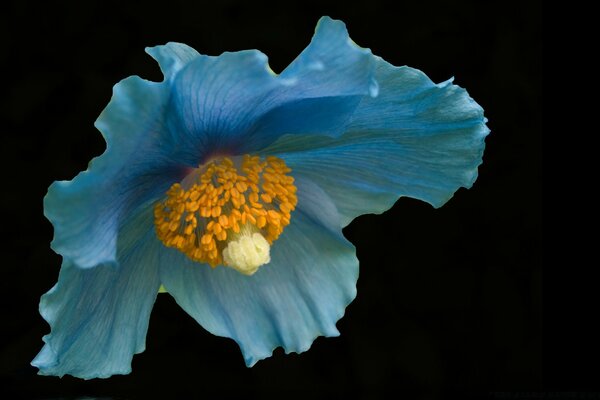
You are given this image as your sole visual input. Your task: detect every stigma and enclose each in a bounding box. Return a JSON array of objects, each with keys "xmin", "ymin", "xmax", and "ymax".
[{"xmin": 154, "ymin": 155, "xmax": 297, "ymax": 274}]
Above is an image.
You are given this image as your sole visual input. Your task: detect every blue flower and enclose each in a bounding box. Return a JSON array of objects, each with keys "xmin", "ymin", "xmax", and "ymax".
[{"xmin": 32, "ymin": 16, "xmax": 489, "ymax": 379}]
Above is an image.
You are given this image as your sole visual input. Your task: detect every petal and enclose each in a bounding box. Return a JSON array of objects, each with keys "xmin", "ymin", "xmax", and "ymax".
[
  {"xmin": 280, "ymin": 16, "xmax": 378, "ymax": 95},
  {"xmin": 46, "ymin": 75, "xmax": 181, "ymax": 268},
  {"xmin": 158, "ymin": 17, "xmax": 376, "ymax": 164},
  {"xmin": 162, "ymin": 50, "xmax": 284, "ymax": 164},
  {"xmin": 158, "ymin": 177, "xmax": 358, "ymax": 366},
  {"xmin": 263, "ymin": 58, "xmax": 490, "ymax": 227},
  {"xmin": 248, "ymin": 16, "xmax": 378, "ymax": 146},
  {"xmin": 145, "ymin": 42, "xmax": 200, "ymax": 81},
  {"xmin": 32, "ymin": 208, "xmax": 161, "ymax": 379}
]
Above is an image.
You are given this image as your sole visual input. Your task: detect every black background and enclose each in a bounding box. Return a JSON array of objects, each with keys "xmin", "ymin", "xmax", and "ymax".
[{"xmin": 2, "ymin": 0, "xmax": 542, "ymax": 399}]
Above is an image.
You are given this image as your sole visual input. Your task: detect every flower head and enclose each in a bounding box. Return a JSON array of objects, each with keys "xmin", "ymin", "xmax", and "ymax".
[{"xmin": 33, "ymin": 17, "xmax": 489, "ymax": 379}]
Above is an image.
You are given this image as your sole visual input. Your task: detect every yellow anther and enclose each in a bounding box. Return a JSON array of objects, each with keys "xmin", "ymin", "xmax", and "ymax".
[
  {"xmin": 213, "ymin": 223, "xmax": 222, "ymax": 234},
  {"xmin": 249, "ymin": 192, "xmax": 259, "ymax": 204},
  {"xmin": 218, "ymin": 214, "xmax": 228, "ymax": 227},
  {"xmin": 263, "ymin": 173, "xmax": 277, "ymax": 182},
  {"xmin": 186, "ymin": 201, "xmax": 199, "ymax": 212},
  {"xmin": 235, "ymin": 181, "xmax": 247, "ymax": 192},
  {"xmin": 201, "ymin": 234, "xmax": 212, "ymax": 245},
  {"xmin": 154, "ymin": 154, "xmax": 297, "ymax": 271},
  {"xmin": 216, "ymin": 230, "xmax": 227, "ymax": 241},
  {"xmin": 275, "ymin": 183, "xmax": 289, "ymax": 195},
  {"xmin": 267, "ymin": 210, "xmax": 280, "ymax": 220},
  {"xmin": 257, "ymin": 215, "xmax": 267, "ymax": 228},
  {"xmin": 280, "ymin": 202, "xmax": 293, "ymax": 213}
]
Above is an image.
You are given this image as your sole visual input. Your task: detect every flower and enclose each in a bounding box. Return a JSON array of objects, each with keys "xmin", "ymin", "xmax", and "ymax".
[{"xmin": 32, "ymin": 16, "xmax": 489, "ymax": 379}]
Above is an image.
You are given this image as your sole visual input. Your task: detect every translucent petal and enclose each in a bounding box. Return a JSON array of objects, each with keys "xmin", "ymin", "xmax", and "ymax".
[{"xmin": 32, "ymin": 208, "xmax": 161, "ymax": 379}]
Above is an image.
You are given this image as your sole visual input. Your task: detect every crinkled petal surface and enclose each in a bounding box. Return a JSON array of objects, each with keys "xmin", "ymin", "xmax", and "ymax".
[
  {"xmin": 263, "ymin": 58, "xmax": 490, "ymax": 226},
  {"xmin": 159, "ymin": 178, "xmax": 358, "ymax": 366},
  {"xmin": 32, "ymin": 209, "xmax": 160, "ymax": 379},
  {"xmin": 45, "ymin": 76, "xmax": 182, "ymax": 268}
]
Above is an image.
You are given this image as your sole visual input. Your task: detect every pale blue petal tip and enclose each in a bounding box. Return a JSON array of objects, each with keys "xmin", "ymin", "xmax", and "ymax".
[{"xmin": 145, "ymin": 42, "xmax": 200, "ymax": 81}]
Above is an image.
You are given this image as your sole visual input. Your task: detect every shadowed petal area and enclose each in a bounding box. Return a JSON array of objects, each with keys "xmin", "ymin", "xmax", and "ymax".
[
  {"xmin": 46, "ymin": 76, "xmax": 182, "ymax": 268},
  {"xmin": 32, "ymin": 208, "xmax": 161, "ymax": 379},
  {"xmin": 159, "ymin": 178, "xmax": 358, "ymax": 366},
  {"xmin": 158, "ymin": 17, "xmax": 376, "ymax": 165},
  {"xmin": 247, "ymin": 16, "xmax": 379, "ymax": 148},
  {"xmin": 161, "ymin": 50, "xmax": 284, "ymax": 164},
  {"xmin": 263, "ymin": 58, "xmax": 490, "ymax": 227}
]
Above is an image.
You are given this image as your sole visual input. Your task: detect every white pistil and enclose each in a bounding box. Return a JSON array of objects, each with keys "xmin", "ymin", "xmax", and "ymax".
[{"xmin": 222, "ymin": 232, "xmax": 271, "ymax": 275}]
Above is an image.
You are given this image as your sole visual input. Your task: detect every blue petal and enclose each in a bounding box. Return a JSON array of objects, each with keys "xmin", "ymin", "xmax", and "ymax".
[
  {"xmin": 145, "ymin": 42, "xmax": 200, "ymax": 81},
  {"xmin": 46, "ymin": 75, "xmax": 182, "ymax": 268},
  {"xmin": 249, "ymin": 17, "xmax": 378, "ymax": 144},
  {"xmin": 32, "ymin": 208, "xmax": 161, "ymax": 379},
  {"xmin": 159, "ymin": 50, "xmax": 284, "ymax": 164},
  {"xmin": 158, "ymin": 177, "xmax": 358, "ymax": 366},
  {"xmin": 263, "ymin": 58, "xmax": 490, "ymax": 226},
  {"xmin": 154, "ymin": 17, "xmax": 376, "ymax": 164}
]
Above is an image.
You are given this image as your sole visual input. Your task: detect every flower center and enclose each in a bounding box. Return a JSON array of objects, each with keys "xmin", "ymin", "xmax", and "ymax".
[{"xmin": 154, "ymin": 155, "xmax": 297, "ymax": 275}]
